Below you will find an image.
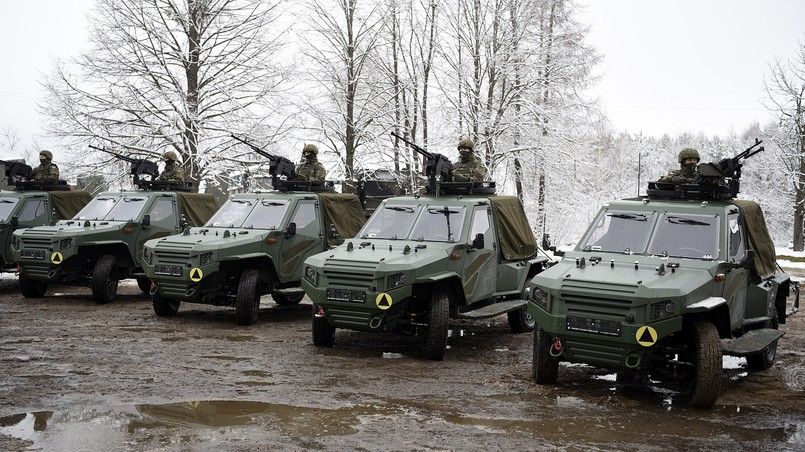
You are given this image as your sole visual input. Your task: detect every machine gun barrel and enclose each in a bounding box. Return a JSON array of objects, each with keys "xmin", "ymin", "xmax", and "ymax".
[
  {"xmin": 231, "ymin": 134, "xmax": 296, "ymax": 185},
  {"xmin": 0, "ymin": 159, "xmax": 33, "ymax": 183},
  {"xmin": 391, "ymin": 132, "xmax": 432, "ymax": 158},
  {"xmin": 390, "ymin": 132, "xmax": 453, "ymax": 193},
  {"xmin": 89, "ymin": 144, "xmax": 159, "ymax": 185}
]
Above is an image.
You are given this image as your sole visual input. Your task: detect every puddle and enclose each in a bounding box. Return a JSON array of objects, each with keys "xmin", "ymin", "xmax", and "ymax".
[
  {"xmin": 201, "ymin": 355, "xmax": 252, "ymax": 362},
  {"xmin": 224, "ymin": 335, "xmax": 258, "ymax": 342},
  {"xmin": 119, "ymin": 327, "xmax": 177, "ymax": 334}
]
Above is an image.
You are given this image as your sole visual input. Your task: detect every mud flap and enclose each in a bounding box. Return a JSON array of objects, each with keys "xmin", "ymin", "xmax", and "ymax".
[
  {"xmin": 788, "ymin": 280, "xmax": 800, "ymax": 317},
  {"xmin": 722, "ymin": 329, "xmax": 785, "ymax": 357}
]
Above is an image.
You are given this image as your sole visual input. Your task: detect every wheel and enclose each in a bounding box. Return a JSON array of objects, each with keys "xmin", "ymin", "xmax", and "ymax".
[
  {"xmin": 273, "ymin": 292, "xmax": 305, "ymax": 305},
  {"xmin": 746, "ymin": 308, "xmax": 779, "ymax": 370},
  {"xmin": 152, "ymin": 292, "xmax": 180, "ymax": 316},
  {"xmin": 532, "ymin": 324, "xmax": 559, "ymax": 384},
  {"xmin": 678, "ymin": 321, "xmax": 722, "ymax": 407},
  {"xmin": 19, "ymin": 273, "xmax": 47, "ymax": 298},
  {"xmin": 92, "ymin": 255, "xmax": 119, "ymax": 304},
  {"xmin": 312, "ymin": 304, "xmax": 335, "ymax": 347},
  {"xmin": 507, "ymin": 306, "xmax": 535, "ymax": 333},
  {"xmin": 235, "ymin": 269, "xmax": 261, "ymax": 325},
  {"xmin": 423, "ymin": 289, "xmax": 450, "ymax": 361},
  {"xmin": 136, "ymin": 277, "xmax": 152, "ymax": 295}
]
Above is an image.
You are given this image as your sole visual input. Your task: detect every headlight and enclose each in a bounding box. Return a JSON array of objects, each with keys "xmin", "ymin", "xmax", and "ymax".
[
  {"xmin": 198, "ymin": 252, "xmax": 215, "ymax": 265},
  {"xmin": 532, "ymin": 287, "xmax": 549, "ymax": 309},
  {"xmin": 142, "ymin": 247, "xmax": 152, "ymax": 265},
  {"xmin": 650, "ymin": 300, "xmax": 675, "ymax": 320},
  {"xmin": 387, "ymin": 272, "xmax": 405, "ymax": 288},
  {"xmin": 60, "ymin": 238, "xmax": 73, "ymax": 250},
  {"xmin": 304, "ymin": 266, "xmax": 317, "ymax": 285}
]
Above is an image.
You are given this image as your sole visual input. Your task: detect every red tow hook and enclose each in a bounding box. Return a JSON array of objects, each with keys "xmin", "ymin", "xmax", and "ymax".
[
  {"xmin": 315, "ymin": 306, "xmax": 325, "ymax": 318},
  {"xmin": 549, "ymin": 337, "xmax": 564, "ymax": 358}
]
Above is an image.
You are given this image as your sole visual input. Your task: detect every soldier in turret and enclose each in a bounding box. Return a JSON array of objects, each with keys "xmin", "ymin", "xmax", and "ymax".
[
  {"xmin": 33, "ymin": 150, "xmax": 60, "ymax": 181},
  {"xmin": 452, "ymin": 137, "xmax": 486, "ymax": 182},
  {"xmin": 158, "ymin": 151, "xmax": 185, "ymax": 183},
  {"xmin": 295, "ymin": 143, "xmax": 326, "ymax": 182},
  {"xmin": 659, "ymin": 148, "xmax": 700, "ymax": 186}
]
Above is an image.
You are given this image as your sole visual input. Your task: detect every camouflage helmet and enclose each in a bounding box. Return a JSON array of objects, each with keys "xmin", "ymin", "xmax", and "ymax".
[
  {"xmin": 457, "ymin": 137, "xmax": 475, "ymax": 151},
  {"xmin": 39, "ymin": 150, "xmax": 53, "ymax": 160},
  {"xmin": 678, "ymin": 148, "xmax": 700, "ymax": 163},
  {"xmin": 302, "ymin": 143, "xmax": 319, "ymax": 155},
  {"xmin": 162, "ymin": 151, "xmax": 178, "ymax": 162}
]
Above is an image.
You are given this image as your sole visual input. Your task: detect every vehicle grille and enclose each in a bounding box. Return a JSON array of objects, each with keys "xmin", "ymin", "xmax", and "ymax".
[
  {"xmin": 19, "ymin": 232, "xmax": 55, "ymax": 248},
  {"xmin": 563, "ymin": 337, "xmax": 626, "ymax": 366},
  {"xmin": 560, "ymin": 279, "xmax": 636, "ymax": 317},
  {"xmin": 152, "ymin": 241, "xmax": 194, "ymax": 261},
  {"xmin": 322, "ymin": 258, "xmax": 376, "ymax": 289},
  {"xmin": 329, "ymin": 306, "xmax": 371, "ymax": 328}
]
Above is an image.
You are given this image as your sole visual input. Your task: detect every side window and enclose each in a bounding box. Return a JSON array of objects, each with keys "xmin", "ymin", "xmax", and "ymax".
[
  {"xmin": 728, "ymin": 214, "xmax": 743, "ymax": 258},
  {"xmin": 469, "ymin": 206, "xmax": 490, "ymax": 242},
  {"xmin": 18, "ymin": 198, "xmax": 47, "ymax": 224},
  {"xmin": 291, "ymin": 201, "xmax": 317, "ymax": 232},
  {"xmin": 147, "ymin": 198, "xmax": 176, "ymax": 228}
]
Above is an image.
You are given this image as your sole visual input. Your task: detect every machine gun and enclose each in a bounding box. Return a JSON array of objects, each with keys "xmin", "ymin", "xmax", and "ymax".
[
  {"xmin": 0, "ymin": 159, "xmax": 33, "ymax": 185},
  {"xmin": 231, "ymin": 134, "xmax": 298, "ymax": 189},
  {"xmin": 391, "ymin": 132, "xmax": 453, "ymax": 194},
  {"xmin": 696, "ymin": 138, "xmax": 765, "ymax": 198},
  {"xmin": 90, "ymin": 145, "xmax": 159, "ymax": 186}
]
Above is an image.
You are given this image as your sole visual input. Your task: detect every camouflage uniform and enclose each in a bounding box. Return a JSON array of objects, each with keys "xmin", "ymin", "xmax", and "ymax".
[
  {"xmin": 659, "ymin": 148, "xmax": 700, "ymax": 187},
  {"xmin": 158, "ymin": 151, "xmax": 185, "ymax": 183},
  {"xmin": 33, "ymin": 150, "xmax": 60, "ymax": 181},
  {"xmin": 453, "ymin": 138, "xmax": 486, "ymax": 182},
  {"xmin": 295, "ymin": 143, "xmax": 327, "ymax": 182}
]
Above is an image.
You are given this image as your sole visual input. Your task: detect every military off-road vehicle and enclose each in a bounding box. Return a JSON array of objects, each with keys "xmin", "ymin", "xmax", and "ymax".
[
  {"xmin": 302, "ymin": 134, "xmax": 548, "ymax": 360},
  {"xmin": 12, "ymin": 150, "xmax": 218, "ymax": 303},
  {"xmin": 528, "ymin": 140, "xmax": 800, "ymax": 407},
  {"xmin": 141, "ymin": 136, "xmax": 368, "ymax": 325},
  {"xmin": 0, "ymin": 160, "xmax": 92, "ymax": 271}
]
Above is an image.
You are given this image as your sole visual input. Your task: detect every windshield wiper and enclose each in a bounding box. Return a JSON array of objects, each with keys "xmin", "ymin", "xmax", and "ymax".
[
  {"xmin": 231, "ymin": 199, "xmax": 253, "ymax": 205},
  {"xmin": 123, "ymin": 197, "xmax": 145, "ymax": 202},
  {"xmin": 0, "ymin": 199, "xmax": 15, "ymax": 204},
  {"xmin": 262, "ymin": 201, "xmax": 285, "ymax": 206},
  {"xmin": 667, "ymin": 216, "xmax": 711, "ymax": 226},
  {"xmin": 608, "ymin": 213, "xmax": 647, "ymax": 221},
  {"xmin": 386, "ymin": 206, "xmax": 414, "ymax": 213}
]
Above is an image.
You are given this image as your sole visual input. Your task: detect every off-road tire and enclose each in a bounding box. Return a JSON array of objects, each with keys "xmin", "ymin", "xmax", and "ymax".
[
  {"xmin": 533, "ymin": 324, "xmax": 559, "ymax": 384},
  {"xmin": 312, "ymin": 304, "xmax": 335, "ymax": 347},
  {"xmin": 273, "ymin": 292, "xmax": 305, "ymax": 306},
  {"xmin": 508, "ymin": 306, "xmax": 536, "ymax": 334},
  {"xmin": 92, "ymin": 255, "xmax": 119, "ymax": 304},
  {"xmin": 424, "ymin": 289, "xmax": 450, "ymax": 361},
  {"xmin": 747, "ymin": 308, "xmax": 779, "ymax": 371},
  {"xmin": 136, "ymin": 277, "xmax": 152, "ymax": 295},
  {"xmin": 680, "ymin": 321, "xmax": 722, "ymax": 407},
  {"xmin": 235, "ymin": 269, "xmax": 260, "ymax": 325},
  {"xmin": 19, "ymin": 273, "xmax": 47, "ymax": 298},
  {"xmin": 152, "ymin": 292, "xmax": 181, "ymax": 316}
]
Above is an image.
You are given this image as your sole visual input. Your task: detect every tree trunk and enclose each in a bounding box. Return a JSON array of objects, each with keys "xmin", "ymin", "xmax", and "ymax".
[{"xmin": 185, "ymin": 0, "xmax": 201, "ymax": 192}]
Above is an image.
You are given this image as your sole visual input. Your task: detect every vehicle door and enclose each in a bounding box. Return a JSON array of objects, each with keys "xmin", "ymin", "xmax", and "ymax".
[
  {"xmin": 16, "ymin": 195, "xmax": 49, "ymax": 228},
  {"xmin": 137, "ymin": 196, "xmax": 178, "ymax": 261},
  {"xmin": 277, "ymin": 198, "xmax": 322, "ymax": 280},
  {"xmin": 723, "ymin": 209, "xmax": 749, "ymax": 329},
  {"xmin": 462, "ymin": 204, "xmax": 497, "ymax": 303}
]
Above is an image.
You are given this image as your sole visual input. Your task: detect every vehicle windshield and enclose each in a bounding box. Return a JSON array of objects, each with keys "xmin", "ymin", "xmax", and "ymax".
[
  {"xmin": 74, "ymin": 196, "xmax": 122, "ymax": 220},
  {"xmin": 0, "ymin": 197, "xmax": 20, "ymax": 222},
  {"xmin": 647, "ymin": 213, "xmax": 720, "ymax": 259},
  {"xmin": 105, "ymin": 196, "xmax": 148, "ymax": 221},
  {"xmin": 409, "ymin": 206, "xmax": 466, "ymax": 242},
  {"xmin": 579, "ymin": 210, "xmax": 656, "ymax": 254},
  {"xmin": 360, "ymin": 204, "xmax": 422, "ymax": 240},
  {"xmin": 205, "ymin": 198, "xmax": 289, "ymax": 229}
]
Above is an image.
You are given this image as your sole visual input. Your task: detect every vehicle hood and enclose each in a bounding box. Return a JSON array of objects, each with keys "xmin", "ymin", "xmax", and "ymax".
[
  {"xmin": 305, "ymin": 239, "xmax": 458, "ymax": 273},
  {"xmin": 145, "ymin": 227, "xmax": 276, "ymax": 253},
  {"xmin": 14, "ymin": 220, "xmax": 134, "ymax": 239}
]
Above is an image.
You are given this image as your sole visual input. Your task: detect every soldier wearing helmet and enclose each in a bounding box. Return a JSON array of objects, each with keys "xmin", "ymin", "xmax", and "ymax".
[
  {"xmin": 158, "ymin": 150, "xmax": 185, "ymax": 183},
  {"xmin": 452, "ymin": 137, "xmax": 486, "ymax": 182},
  {"xmin": 659, "ymin": 147, "xmax": 700, "ymax": 187},
  {"xmin": 295, "ymin": 143, "xmax": 326, "ymax": 182},
  {"xmin": 33, "ymin": 150, "xmax": 60, "ymax": 182}
]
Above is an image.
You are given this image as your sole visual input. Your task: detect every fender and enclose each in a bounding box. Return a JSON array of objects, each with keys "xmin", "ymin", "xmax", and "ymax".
[{"xmin": 686, "ymin": 296, "xmax": 727, "ymax": 313}]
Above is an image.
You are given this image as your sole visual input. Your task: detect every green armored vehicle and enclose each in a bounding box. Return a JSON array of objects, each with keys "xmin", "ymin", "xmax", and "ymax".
[
  {"xmin": 12, "ymin": 153, "xmax": 218, "ymax": 303},
  {"xmin": 141, "ymin": 136, "xmax": 368, "ymax": 325},
  {"xmin": 0, "ymin": 161, "xmax": 92, "ymax": 271},
  {"xmin": 529, "ymin": 140, "xmax": 800, "ymax": 407},
  {"xmin": 302, "ymin": 137, "xmax": 548, "ymax": 360}
]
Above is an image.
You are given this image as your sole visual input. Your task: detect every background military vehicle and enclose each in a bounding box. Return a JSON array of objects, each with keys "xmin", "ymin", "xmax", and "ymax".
[
  {"xmin": 141, "ymin": 136, "xmax": 368, "ymax": 325},
  {"xmin": 12, "ymin": 150, "xmax": 218, "ymax": 304},
  {"xmin": 0, "ymin": 160, "xmax": 92, "ymax": 271},
  {"xmin": 302, "ymin": 134, "xmax": 548, "ymax": 360},
  {"xmin": 528, "ymin": 140, "xmax": 800, "ymax": 407}
]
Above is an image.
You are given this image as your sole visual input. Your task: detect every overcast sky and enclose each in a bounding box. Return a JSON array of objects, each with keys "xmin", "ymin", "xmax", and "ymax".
[{"xmin": 0, "ymin": 0, "xmax": 803, "ymax": 157}]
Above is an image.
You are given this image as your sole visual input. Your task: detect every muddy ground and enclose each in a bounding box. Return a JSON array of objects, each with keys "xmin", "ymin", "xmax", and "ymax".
[{"xmin": 1, "ymin": 273, "xmax": 805, "ymax": 451}]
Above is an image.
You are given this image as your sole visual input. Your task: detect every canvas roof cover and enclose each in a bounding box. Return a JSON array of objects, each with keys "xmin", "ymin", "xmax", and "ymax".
[
  {"xmin": 489, "ymin": 195, "xmax": 537, "ymax": 261},
  {"xmin": 178, "ymin": 192, "xmax": 219, "ymax": 227},
  {"xmin": 50, "ymin": 190, "xmax": 93, "ymax": 220},
  {"xmin": 730, "ymin": 200, "xmax": 777, "ymax": 277},
  {"xmin": 318, "ymin": 192, "xmax": 366, "ymax": 246}
]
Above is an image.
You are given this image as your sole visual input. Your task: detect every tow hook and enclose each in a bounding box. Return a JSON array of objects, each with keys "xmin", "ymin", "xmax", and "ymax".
[
  {"xmin": 314, "ymin": 306, "xmax": 325, "ymax": 318},
  {"xmin": 550, "ymin": 337, "xmax": 564, "ymax": 358}
]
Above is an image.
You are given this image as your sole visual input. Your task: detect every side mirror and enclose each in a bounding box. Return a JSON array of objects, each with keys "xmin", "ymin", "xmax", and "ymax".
[
  {"xmin": 472, "ymin": 233, "xmax": 484, "ymax": 249},
  {"xmin": 10, "ymin": 215, "xmax": 19, "ymax": 229},
  {"xmin": 329, "ymin": 223, "xmax": 344, "ymax": 245},
  {"xmin": 180, "ymin": 214, "xmax": 189, "ymax": 231},
  {"xmin": 141, "ymin": 214, "xmax": 151, "ymax": 227},
  {"xmin": 285, "ymin": 221, "xmax": 297, "ymax": 239},
  {"xmin": 740, "ymin": 249, "xmax": 756, "ymax": 270}
]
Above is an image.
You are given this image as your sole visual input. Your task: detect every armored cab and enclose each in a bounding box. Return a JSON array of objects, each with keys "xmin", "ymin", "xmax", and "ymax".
[
  {"xmin": 12, "ymin": 152, "xmax": 218, "ymax": 304},
  {"xmin": 528, "ymin": 140, "xmax": 799, "ymax": 407}
]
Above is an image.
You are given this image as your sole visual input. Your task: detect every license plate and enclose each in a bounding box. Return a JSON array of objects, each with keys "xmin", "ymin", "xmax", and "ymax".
[
  {"xmin": 154, "ymin": 264, "xmax": 183, "ymax": 277},
  {"xmin": 326, "ymin": 288, "xmax": 366, "ymax": 303},
  {"xmin": 20, "ymin": 250, "xmax": 45, "ymax": 260},
  {"xmin": 567, "ymin": 316, "xmax": 621, "ymax": 336}
]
